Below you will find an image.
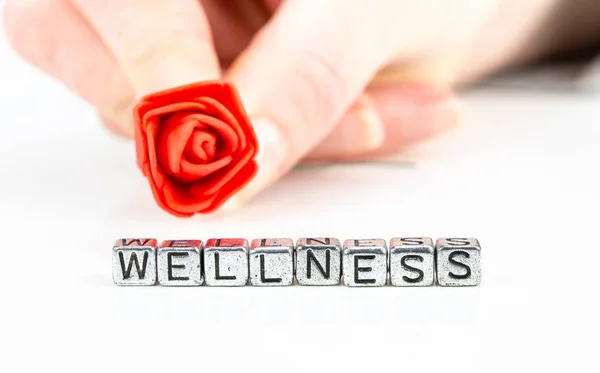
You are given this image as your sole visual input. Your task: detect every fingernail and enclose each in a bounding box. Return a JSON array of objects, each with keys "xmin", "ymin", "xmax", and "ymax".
[
  {"xmin": 372, "ymin": 83, "xmax": 461, "ymax": 143},
  {"xmin": 352, "ymin": 94, "xmax": 385, "ymax": 149},
  {"xmin": 355, "ymin": 105, "xmax": 386, "ymax": 150},
  {"xmin": 221, "ymin": 117, "xmax": 289, "ymax": 211},
  {"xmin": 320, "ymin": 106, "xmax": 384, "ymax": 156},
  {"xmin": 407, "ymin": 96, "xmax": 462, "ymax": 139},
  {"xmin": 305, "ymin": 95, "xmax": 385, "ymax": 162}
]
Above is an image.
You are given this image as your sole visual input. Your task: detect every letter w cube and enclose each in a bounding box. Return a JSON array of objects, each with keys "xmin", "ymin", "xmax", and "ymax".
[{"xmin": 112, "ymin": 238, "xmax": 157, "ymax": 286}]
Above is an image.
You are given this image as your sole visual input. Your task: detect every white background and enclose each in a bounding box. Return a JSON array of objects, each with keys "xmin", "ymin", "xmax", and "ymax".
[{"xmin": 1, "ymin": 5, "xmax": 599, "ymax": 372}]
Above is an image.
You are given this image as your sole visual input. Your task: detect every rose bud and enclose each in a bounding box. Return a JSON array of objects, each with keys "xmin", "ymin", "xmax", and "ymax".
[{"xmin": 133, "ymin": 81, "xmax": 259, "ymax": 217}]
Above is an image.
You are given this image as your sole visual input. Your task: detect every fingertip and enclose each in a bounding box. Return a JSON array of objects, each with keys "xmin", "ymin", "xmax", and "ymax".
[
  {"xmin": 99, "ymin": 114, "xmax": 134, "ymax": 139},
  {"xmin": 354, "ymin": 97, "xmax": 386, "ymax": 149},
  {"xmin": 370, "ymin": 84, "xmax": 462, "ymax": 146},
  {"xmin": 220, "ymin": 117, "xmax": 290, "ymax": 210},
  {"xmin": 305, "ymin": 96, "xmax": 385, "ymax": 161},
  {"xmin": 72, "ymin": 0, "xmax": 221, "ymax": 97},
  {"xmin": 305, "ymin": 83, "xmax": 462, "ymax": 162}
]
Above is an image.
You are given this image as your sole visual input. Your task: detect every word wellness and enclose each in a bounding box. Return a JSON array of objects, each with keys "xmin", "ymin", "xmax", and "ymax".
[{"xmin": 112, "ymin": 237, "xmax": 481, "ymax": 287}]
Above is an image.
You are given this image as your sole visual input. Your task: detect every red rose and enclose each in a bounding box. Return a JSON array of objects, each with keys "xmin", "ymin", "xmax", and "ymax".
[{"xmin": 133, "ymin": 81, "xmax": 258, "ymax": 217}]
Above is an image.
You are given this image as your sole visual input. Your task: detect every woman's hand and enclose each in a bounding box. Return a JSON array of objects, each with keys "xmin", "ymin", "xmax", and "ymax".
[{"xmin": 4, "ymin": 0, "xmax": 598, "ymax": 208}]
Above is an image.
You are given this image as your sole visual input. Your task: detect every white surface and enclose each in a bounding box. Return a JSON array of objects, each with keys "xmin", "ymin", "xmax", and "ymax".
[{"xmin": 1, "ymin": 16, "xmax": 600, "ymax": 373}]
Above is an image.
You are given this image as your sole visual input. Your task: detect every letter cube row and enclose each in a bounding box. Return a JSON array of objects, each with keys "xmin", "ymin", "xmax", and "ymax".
[{"xmin": 112, "ymin": 237, "xmax": 481, "ymax": 287}]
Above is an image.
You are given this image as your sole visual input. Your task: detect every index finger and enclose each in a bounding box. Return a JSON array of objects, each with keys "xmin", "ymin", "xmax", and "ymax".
[{"xmin": 71, "ymin": 0, "xmax": 221, "ymax": 97}]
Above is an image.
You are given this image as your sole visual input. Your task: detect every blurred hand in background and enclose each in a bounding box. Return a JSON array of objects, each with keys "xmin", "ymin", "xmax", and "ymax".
[{"xmin": 3, "ymin": 0, "xmax": 599, "ymax": 208}]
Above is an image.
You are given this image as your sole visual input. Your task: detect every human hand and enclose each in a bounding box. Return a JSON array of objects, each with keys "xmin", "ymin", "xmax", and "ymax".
[{"xmin": 5, "ymin": 0, "xmax": 596, "ymax": 209}]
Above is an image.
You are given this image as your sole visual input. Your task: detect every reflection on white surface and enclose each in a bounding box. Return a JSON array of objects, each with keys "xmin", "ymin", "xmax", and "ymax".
[{"xmin": 0, "ymin": 16, "xmax": 598, "ymax": 372}]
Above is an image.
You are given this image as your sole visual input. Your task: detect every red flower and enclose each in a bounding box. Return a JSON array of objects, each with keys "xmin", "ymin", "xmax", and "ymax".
[{"xmin": 133, "ymin": 81, "xmax": 258, "ymax": 217}]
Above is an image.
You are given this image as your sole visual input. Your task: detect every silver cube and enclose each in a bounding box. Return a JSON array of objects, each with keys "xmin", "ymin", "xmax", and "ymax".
[
  {"xmin": 112, "ymin": 238, "xmax": 157, "ymax": 286},
  {"xmin": 204, "ymin": 238, "xmax": 249, "ymax": 286},
  {"xmin": 157, "ymin": 240, "xmax": 203, "ymax": 286},
  {"xmin": 389, "ymin": 237, "xmax": 435, "ymax": 286},
  {"xmin": 249, "ymin": 238, "xmax": 294, "ymax": 286},
  {"xmin": 295, "ymin": 238, "xmax": 342, "ymax": 286},
  {"xmin": 342, "ymin": 239, "xmax": 388, "ymax": 287},
  {"xmin": 436, "ymin": 238, "xmax": 481, "ymax": 286}
]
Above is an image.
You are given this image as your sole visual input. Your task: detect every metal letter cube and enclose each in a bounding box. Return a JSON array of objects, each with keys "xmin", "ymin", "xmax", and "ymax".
[
  {"xmin": 389, "ymin": 237, "xmax": 435, "ymax": 287},
  {"xmin": 436, "ymin": 238, "xmax": 481, "ymax": 286},
  {"xmin": 249, "ymin": 238, "xmax": 294, "ymax": 286},
  {"xmin": 295, "ymin": 238, "xmax": 342, "ymax": 286},
  {"xmin": 342, "ymin": 239, "xmax": 388, "ymax": 287},
  {"xmin": 157, "ymin": 240, "xmax": 203, "ymax": 286},
  {"xmin": 204, "ymin": 238, "xmax": 249, "ymax": 286},
  {"xmin": 112, "ymin": 238, "xmax": 157, "ymax": 286}
]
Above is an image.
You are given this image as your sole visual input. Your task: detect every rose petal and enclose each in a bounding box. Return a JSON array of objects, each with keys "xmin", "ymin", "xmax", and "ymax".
[
  {"xmin": 142, "ymin": 81, "xmax": 226, "ymax": 108},
  {"xmin": 145, "ymin": 118, "xmax": 169, "ymax": 189},
  {"xmin": 202, "ymin": 160, "xmax": 259, "ymax": 213},
  {"xmin": 184, "ymin": 130, "xmax": 217, "ymax": 163},
  {"xmin": 155, "ymin": 114, "xmax": 198, "ymax": 176},
  {"xmin": 142, "ymin": 102, "xmax": 206, "ymax": 125},
  {"xmin": 133, "ymin": 81, "xmax": 260, "ymax": 216},
  {"xmin": 154, "ymin": 112, "xmax": 239, "ymax": 181},
  {"xmin": 192, "ymin": 115, "xmax": 239, "ymax": 155},
  {"xmin": 194, "ymin": 97, "xmax": 247, "ymax": 151},
  {"xmin": 133, "ymin": 100, "xmax": 158, "ymax": 170},
  {"xmin": 167, "ymin": 112, "xmax": 239, "ymax": 156},
  {"xmin": 143, "ymin": 103, "xmax": 241, "ymax": 154},
  {"xmin": 162, "ymin": 181, "xmax": 214, "ymax": 214},
  {"xmin": 223, "ymin": 84, "xmax": 259, "ymax": 150},
  {"xmin": 189, "ymin": 142, "xmax": 256, "ymax": 197},
  {"xmin": 142, "ymin": 164, "xmax": 168, "ymax": 212},
  {"xmin": 153, "ymin": 109, "xmax": 240, "ymax": 182},
  {"xmin": 134, "ymin": 99, "xmax": 157, "ymax": 125},
  {"xmin": 176, "ymin": 156, "xmax": 233, "ymax": 183},
  {"xmin": 134, "ymin": 120, "xmax": 148, "ymax": 171}
]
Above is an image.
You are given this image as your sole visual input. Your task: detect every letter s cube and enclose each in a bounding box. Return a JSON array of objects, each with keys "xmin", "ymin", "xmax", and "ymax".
[{"xmin": 436, "ymin": 238, "xmax": 481, "ymax": 286}]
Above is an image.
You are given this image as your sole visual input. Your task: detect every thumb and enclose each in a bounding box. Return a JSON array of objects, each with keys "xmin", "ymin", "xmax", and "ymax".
[{"xmin": 224, "ymin": 0, "xmax": 412, "ymax": 208}]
